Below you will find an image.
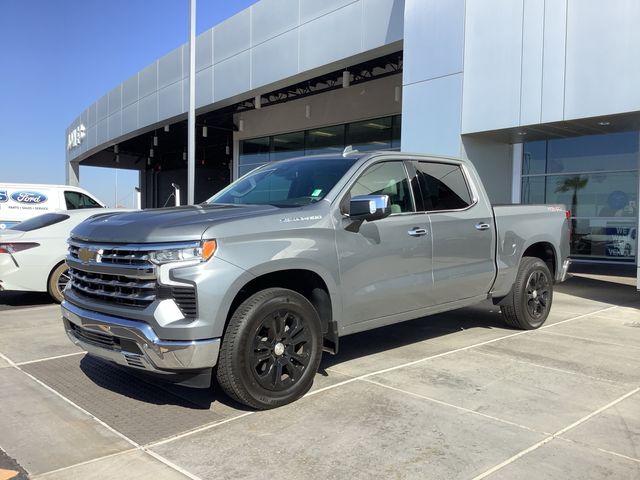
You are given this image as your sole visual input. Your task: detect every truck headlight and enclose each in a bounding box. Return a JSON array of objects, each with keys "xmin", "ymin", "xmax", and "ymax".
[{"xmin": 149, "ymin": 240, "xmax": 216, "ymax": 265}]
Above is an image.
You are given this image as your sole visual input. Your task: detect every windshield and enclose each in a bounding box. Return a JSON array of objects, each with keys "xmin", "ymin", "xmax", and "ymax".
[
  {"xmin": 207, "ymin": 157, "xmax": 357, "ymax": 207},
  {"xmin": 10, "ymin": 213, "xmax": 70, "ymax": 232}
]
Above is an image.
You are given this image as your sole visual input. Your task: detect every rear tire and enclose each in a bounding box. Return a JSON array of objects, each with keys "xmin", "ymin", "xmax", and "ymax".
[
  {"xmin": 500, "ymin": 256, "xmax": 553, "ymax": 330},
  {"xmin": 48, "ymin": 263, "xmax": 70, "ymax": 303},
  {"xmin": 216, "ymin": 288, "xmax": 323, "ymax": 410}
]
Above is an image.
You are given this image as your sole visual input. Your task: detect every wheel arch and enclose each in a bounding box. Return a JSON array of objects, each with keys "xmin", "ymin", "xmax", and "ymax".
[{"xmin": 221, "ymin": 268, "xmax": 336, "ymax": 340}]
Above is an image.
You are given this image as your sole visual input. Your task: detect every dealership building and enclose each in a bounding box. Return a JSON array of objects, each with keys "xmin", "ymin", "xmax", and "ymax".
[{"xmin": 66, "ymin": 0, "xmax": 640, "ymax": 282}]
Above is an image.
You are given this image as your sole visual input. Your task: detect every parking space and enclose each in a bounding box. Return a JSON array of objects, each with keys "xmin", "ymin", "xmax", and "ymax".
[{"xmin": 0, "ymin": 274, "xmax": 638, "ymax": 479}]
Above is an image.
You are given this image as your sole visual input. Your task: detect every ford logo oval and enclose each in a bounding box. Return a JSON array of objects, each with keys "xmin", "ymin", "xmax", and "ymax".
[{"xmin": 11, "ymin": 191, "xmax": 48, "ymax": 204}]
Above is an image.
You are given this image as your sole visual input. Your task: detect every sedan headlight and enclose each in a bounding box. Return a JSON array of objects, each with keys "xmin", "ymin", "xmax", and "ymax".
[{"xmin": 149, "ymin": 240, "xmax": 216, "ymax": 265}]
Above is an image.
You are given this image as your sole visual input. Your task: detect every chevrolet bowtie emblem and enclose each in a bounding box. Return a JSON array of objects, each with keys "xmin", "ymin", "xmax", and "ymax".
[{"xmin": 77, "ymin": 248, "xmax": 98, "ymax": 264}]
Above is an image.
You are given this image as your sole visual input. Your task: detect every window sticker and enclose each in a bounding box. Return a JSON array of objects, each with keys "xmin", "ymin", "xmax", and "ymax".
[{"xmin": 311, "ymin": 189, "xmax": 323, "ymax": 197}]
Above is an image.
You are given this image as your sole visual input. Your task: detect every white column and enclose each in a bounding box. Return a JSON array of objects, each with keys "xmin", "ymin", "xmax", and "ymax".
[{"xmin": 187, "ymin": 0, "xmax": 196, "ymax": 204}]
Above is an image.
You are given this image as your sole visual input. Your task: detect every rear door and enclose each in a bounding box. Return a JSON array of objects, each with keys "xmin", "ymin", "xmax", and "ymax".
[
  {"xmin": 335, "ymin": 159, "xmax": 435, "ymax": 326},
  {"xmin": 409, "ymin": 160, "xmax": 495, "ymax": 304}
]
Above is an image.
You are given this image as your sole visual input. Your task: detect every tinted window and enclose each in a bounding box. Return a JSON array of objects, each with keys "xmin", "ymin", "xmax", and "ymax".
[
  {"xmin": 65, "ymin": 191, "xmax": 101, "ymax": 209},
  {"xmin": 209, "ymin": 157, "xmax": 356, "ymax": 207},
  {"xmin": 414, "ymin": 162, "xmax": 472, "ymax": 211},
  {"xmin": 349, "ymin": 161, "xmax": 414, "ymax": 213},
  {"xmin": 10, "ymin": 213, "xmax": 69, "ymax": 232}
]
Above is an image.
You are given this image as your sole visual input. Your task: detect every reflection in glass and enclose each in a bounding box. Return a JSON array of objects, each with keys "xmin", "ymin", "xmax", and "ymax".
[
  {"xmin": 347, "ymin": 117, "xmax": 392, "ymax": 151},
  {"xmin": 521, "ymin": 131, "xmax": 639, "ymax": 263},
  {"xmin": 305, "ymin": 125, "xmax": 345, "ymax": 155},
  {"xmin": 272, "ymin": 131, "xmax": 304, "ymax": 161}
]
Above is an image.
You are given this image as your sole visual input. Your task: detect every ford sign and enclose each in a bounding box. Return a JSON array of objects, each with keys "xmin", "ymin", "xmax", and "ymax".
[{"xmin": 11, "ymin": 191, "xmax": 48, "ymax": 204}]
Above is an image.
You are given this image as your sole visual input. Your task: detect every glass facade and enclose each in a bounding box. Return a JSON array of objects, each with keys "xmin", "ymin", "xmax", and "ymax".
[
  {"xmin": 522, "ymin": 131, "xmax": 639, "ymax": 263},
  {"xmin": 238, "ymin": 115, "xmax": 401, "ymax": 176}
]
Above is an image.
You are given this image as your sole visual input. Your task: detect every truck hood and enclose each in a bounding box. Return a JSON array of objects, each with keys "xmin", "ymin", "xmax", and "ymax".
[{"xmin": 70, "ymin": 204, "xmax": 280, "ymax": 243}]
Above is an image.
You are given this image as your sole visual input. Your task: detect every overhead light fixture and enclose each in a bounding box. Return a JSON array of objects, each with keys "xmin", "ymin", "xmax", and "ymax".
[
  {"xmin": 309, "ymin": 130, "xmax": 335, "ymax": 137},
  {"xmin": 153, "ymin": 134, "xmax": 158, "ymax": 146},
  {"xmin": 365, "ymin": 122, "xmax": 389, "ymax": 130},
  {"xmin": 225, "ymin": 139, "xmax": 230, "ymax": 155},
  {"xmin": 516, "ymin": 131, "xmax": 527, "ymax": 136},
  {"xmin": 113, "ymin": 144, "xmax": 119, "ymax": 154},
  {"xmin": 149, "ymin": 148, "xmax": 154, "ymax": 157},
  {"xmin": 342, "ymin": 70, "xmax": 350, "ymax": 88},
  {"xmin": 598, "ymin": 121, "xmax": 611, "ymax": 126},
  {"xmin": 305, "ymin": 105, "xmax": 311, "ymax": 119},
  {"xmin": 183, "ymin": 149, "xmax": 187, "ymax": 161},
  {"xmin": 164, "ymin": 125, "xmax": 170, "ymax": 132},
  {"xmin": 147, "ymin": 157, "xmax": 151, "ymax": 166},
  {"xmin": 394, "ymin": 86, "xmax": 401, "ymax": 103},
  {"xmin": 238, "ymin": 119, "xmax": 244, "ymax": 132},
  {"xmin": 255, "ymin": 95, "xmax": 261, "ymax": 109},
  {"xmin": 115, "ymin": 154, "xmax": 120, "ymax": 163},
  {"xmin": 202, "ymin": 126, "xmax": 208, "ymax": 137}
]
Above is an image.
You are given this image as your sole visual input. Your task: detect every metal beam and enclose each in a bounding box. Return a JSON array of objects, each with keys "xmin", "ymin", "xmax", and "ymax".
[{"xmin": 187, "ymin": 0, "xmax": 196, "ymax": 205}]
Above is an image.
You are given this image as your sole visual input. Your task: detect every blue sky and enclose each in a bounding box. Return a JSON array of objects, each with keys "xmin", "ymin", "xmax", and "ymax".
[{"xmin": 0, "ymin": 0, "xmax": 255, "ymax": 207}]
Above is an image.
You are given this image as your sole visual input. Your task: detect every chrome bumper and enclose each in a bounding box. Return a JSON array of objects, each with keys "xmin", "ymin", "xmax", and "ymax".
[{"xmin": 62, "ymin": 301, "xmax": 220, "ymax": 373}]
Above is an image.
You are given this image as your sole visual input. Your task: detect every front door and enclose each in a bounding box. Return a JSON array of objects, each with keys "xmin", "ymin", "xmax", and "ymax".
[{"xmin": 335, "ymin": 160, "xmax": 434, "ymax": 326}]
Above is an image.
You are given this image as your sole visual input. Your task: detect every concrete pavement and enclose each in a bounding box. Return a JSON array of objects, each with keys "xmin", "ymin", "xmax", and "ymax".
[{"xmin": 0, "ymin": 273, "xmax": 638, "ymax": 479}]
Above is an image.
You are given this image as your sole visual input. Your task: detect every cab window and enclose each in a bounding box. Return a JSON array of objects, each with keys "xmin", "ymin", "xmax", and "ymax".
[
  {"xmin": 413, "ymin": 162, "xmax": 472, "ymax": 212},
  {"xmin": 348, "ymin": 161, "xmax": 414, "ymax": 214},
  {"xmin": 65, "ymin": 191, "xmax": 101, "ymax": 209}
]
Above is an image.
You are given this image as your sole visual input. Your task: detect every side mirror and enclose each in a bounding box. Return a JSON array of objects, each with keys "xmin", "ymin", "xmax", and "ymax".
[{"xmin": 348, "ymin": 195, "xmax": 392, "ymax": 222}]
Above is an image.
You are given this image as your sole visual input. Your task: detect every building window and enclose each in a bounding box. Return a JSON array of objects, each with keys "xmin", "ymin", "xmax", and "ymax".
[
  {"xmin": 238, "ymin": 115, "xmax": 401, "ymax": 176},
  {"xmin": 522, "ymin": 131, "xmax": 639, "ymax": 263}
]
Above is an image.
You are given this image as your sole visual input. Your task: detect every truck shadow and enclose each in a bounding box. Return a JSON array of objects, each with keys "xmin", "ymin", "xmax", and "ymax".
[
  {"xmin": 0, "ymin": 291, "xmax": 53, "ymax": 309},
  {"xmin": 320, "ymin": 301, "xmax": 505, "ymax": 371}
]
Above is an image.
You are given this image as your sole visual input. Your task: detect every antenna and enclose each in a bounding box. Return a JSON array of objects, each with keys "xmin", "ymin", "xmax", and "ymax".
[{"xmin": 342, "ymin": 145, "xmax": 358, "ymax": 157}]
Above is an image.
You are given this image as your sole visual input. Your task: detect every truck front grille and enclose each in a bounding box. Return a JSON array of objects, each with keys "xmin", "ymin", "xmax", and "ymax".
[
  {"xmin": 69, "ymin": 244, "xmax": 150, "ymax": 266},
  {"xmin": 68, "ymin": 268, "xmax": 156, "ymax": 308},
  {"xmin": 70, "ymin": 323, "xmax": 117, "ymax": 349}
]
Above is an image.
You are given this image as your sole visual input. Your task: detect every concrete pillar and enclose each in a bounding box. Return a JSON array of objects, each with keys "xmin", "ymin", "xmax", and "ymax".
[{"xmin": 66, "ymin": 161, "xmax": 80, "ymax": 187}]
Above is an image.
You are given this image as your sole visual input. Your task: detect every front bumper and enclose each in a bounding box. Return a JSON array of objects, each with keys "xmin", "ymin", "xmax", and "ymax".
[{"xmin": 62, "ymin": 300, "xmax": 220, "ymax": 374}]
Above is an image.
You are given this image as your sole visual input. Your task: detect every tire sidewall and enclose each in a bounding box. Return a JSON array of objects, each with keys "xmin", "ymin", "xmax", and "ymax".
[
  {"xmin": 228, "ymin": 290, "xmax": 323, "ymax": 408},
  {"xmin": 517, "ymin": 258, "xmax": 553, "ymax": 329}
]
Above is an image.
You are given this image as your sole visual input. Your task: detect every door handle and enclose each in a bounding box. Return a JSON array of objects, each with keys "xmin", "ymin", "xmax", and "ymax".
[
  {"xmin": 408, "ymin": 227, "xmax": 428, "ymax": 237},
  {"xmin": 475, "ymin": 223, "xmax": 491, "ymax": 231}
]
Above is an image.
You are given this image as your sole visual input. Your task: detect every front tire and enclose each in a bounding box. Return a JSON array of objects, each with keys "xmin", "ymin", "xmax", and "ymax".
[
  {"xmin": 216, "ymin": 288, "xmax": 323, "ymax": 410},
  {"xmin": 500, "ymin": 256, "xmax": 553, "ymax": 330},
  {"xmin": 48, "ymin": 263, "xmax": 70, "ymax": 303}
]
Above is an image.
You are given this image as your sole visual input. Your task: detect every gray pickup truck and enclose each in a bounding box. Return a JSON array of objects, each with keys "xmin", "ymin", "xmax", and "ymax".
[{"xmin": 62, "ymin": 151, "xmax": 570, "ymax": 409}]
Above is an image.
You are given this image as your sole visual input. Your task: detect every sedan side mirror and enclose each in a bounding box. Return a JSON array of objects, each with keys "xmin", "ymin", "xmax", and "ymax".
[{"xmin": 348, "ymin": 195, "xmax": 392, "ymax": 222}]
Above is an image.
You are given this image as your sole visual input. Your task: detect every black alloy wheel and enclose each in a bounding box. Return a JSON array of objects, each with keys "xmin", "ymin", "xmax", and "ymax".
[
  {"xmin": 216, "ymin": 288, "xmax": 323, "ymax": 410},
  {"xmin": 249, "ymin": 309, "xmax": 312, "ymax": 391},
  {"xmin": 525, "ymin": 270, "xmax": 550, "ymax": 320}
]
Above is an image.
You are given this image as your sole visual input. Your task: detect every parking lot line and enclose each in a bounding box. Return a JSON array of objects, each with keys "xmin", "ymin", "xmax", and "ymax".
[
  {"xmin": 596, "ymin": 448, "xmax": 640, "ymax": 465},
  {"xmin": 327, "ymin": 305, "xmax": 619, "ymax": 382},
  {"xmin": 361, "ymin": 378, "xmax": 549, "ymax": 435},
  {"xmin": 472, "ymin": 349, "xmax": 625, "ymax": 386},
  {"xmin": 16, "ymin": 351, "xmax": 85, "ymax": 366},
  {"xmin": 33, "ymin": 449, "xmax": 137, "ymax": 479},
  {"xmin": 147, "ymin": 305, "xmax": 620, "ymax": 450},
  {"xmin": 470, "ymin": 386, "xmax": 640, "ymax": 480},
  {"xmin": 3, "ymin": 351, "xmax": 205, "ymax": 480},
  {"xmin": 537, "ymin": 329, "xmax": 640, "ymax": 351}
]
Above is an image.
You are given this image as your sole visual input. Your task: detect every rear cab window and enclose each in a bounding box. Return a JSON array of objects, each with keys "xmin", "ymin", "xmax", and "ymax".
[{"xmin": 410, "ymin": 161, "xmax": 473, "ymax": 212}]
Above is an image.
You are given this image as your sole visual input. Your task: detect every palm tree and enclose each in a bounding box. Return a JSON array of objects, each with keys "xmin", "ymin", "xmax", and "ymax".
[{"xmin": 556, "ymin": 175, "xmax": 589, "ymax": 250}]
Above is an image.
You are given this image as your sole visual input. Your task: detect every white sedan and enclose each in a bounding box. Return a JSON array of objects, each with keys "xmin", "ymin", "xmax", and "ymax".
[{"xmin": 0, "ymin": 209, "xmax": 127, "ymax": 302}]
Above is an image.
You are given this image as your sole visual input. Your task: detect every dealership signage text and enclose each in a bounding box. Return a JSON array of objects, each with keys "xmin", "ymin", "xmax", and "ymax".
[{"xmin": 67, "ymin": 124, "xmax": 86, "ymax": 150}]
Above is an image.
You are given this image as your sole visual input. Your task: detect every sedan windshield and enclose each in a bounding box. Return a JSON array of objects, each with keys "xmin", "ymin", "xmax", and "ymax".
[{"xmin": 206, "ymin": 157, "xmax": 357, "ymax": 207}]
